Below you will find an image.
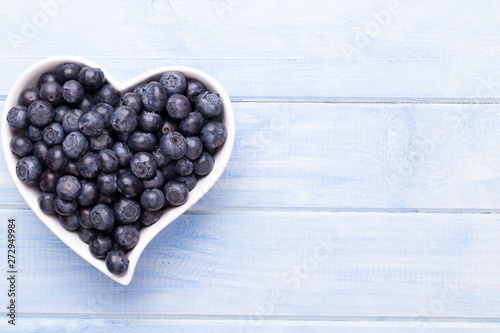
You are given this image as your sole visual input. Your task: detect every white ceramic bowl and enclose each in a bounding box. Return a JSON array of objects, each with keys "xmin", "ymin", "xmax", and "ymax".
[{"xmin": 1, "ymin": 56, "xmax": 235, "ymax": 285}]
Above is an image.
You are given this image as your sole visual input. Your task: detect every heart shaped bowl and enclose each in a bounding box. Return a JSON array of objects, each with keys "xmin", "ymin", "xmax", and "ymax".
[{"xmin": 1, "ymin": 56, "xmax": 235, "ymax": 285}]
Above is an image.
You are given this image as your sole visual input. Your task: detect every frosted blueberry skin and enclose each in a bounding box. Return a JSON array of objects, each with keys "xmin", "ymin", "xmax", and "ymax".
[
  {"xmin": 151, "ymin": 145, "xmax": 170, "ymax": 168},
  {"xmin": 127, "ymin": 131, "xmax": 156, "ymax": 153},
  {"xmin": 193, "ymin": 152, "xmax": 214, "ymax": 176},
  {"xmin": 37, "ymin": 72, "xmax": 57, "ymax": 89},
  {"xmin": 42, "ymin": 123, "xmax": 65, "ymax": 146},
  {"xmin": 173, "ymin": 157, "xmax": 193, "ymax": 176},
  {"xmin": 40, "ymin": 81, "xmax": 63, "ymax": 106},
  {"xmin": 117, "ymin": 171, "xmax": 143, "ymax": 198},
  {"xmin": 130, "ymin": 152, "xmax": 157, "ymax": 179},
  {"xmin": 89, "ymin": 131, "xmax": 114, "ymax": 152},
  {"xmin": 79, "ymin": 206, "xmax": 94, "ymax": 228},
  {"xmin": 33, "ymin": 141, "xmax": 49, "ymax": 166},
  {"xmin": 16, "ymin": 156, "xmax": 43, "ymax": 184},
  {"xmin": 77, "ymin": 180, "xmax": 99, "ymax": 207},
  {"xmin": 138, "ymin": 111, "xmax": 162, "ymax": 132},
  {"xmin": 139, "ymin": 209, "xmax": 163, "ymax": 226},
  {"xmin": 28, "ymin": 100, "xmax": 55, "ymax": 127},
  {"xmin": 142, "ymin": 170, "xmax": 164, "ymax": 190},
  {"xmin": 97, "ymin": 84, "xmax": 120, "ymax": 107},
  {"xmin": 39, "ymin": 169, "xmax": 59, "ymax": 193},
  {"xmin": 77, "ymin": 93, "xmax": 96, "ymax": 112},
  {"xmin": 91, "ymin": 103, "xmax": 114, "ymax": 128},
  {"xmin": 195, "ymin": 91, "xmax": 222, "ymax": 119},
  {"xmin": 97, "ymin": 149, "xmax": 119, "ymax": 172},
  {"xmin": 179, "ymin": 111, "xmax": 205, "ymax": 137},
  {"xmin": 163, "ymin": 180, "xmax": 189, "ymax": 206},
  {"xmin": 140, "ymin": 189, "xmax": 165, "ymax": 211},
  {"xmin": 105, "ymin": 250, "xmax": 129, "ymax": 275},
  {"xmin": 113, "ymin": 197, "xmax": 142, "ymax": 224},
  {"xmin": 200, "ymin": 121, "xmax": 227, "ymax": 149},
  {"xmin": 78, "ymin": 226, "xmax": 97, "ymax": 244},
  {"xmin": 113, "ymin": 142, "xmax": 133, "ymax": 167},
  {"xmin": 10, "ymin": 135, "xmax": 33, "ymax": 157},
  {"xmin": 62, "ymin": 131, "xmax": 88, "ymax": 159},
  {"xmin": 175, "ymin": 173, "xmax": 197, "ymax": 191},
  {"xmin": 186, "ymin": 79, "xmax": 206, "ymax": 102},
  {"xmin": 78, "ymin": 111, "xmax": 104, "ymax": 137},
  {"xmin": 97, "ymin": 172, "xmax": 118, "ymax": 195},
  {"xmin": 166, "ymin": 94, "xmax": 191, "ymax": 119},
  {"xmin": 18, "ymin": 88, "xmax": 40, "ymax": 107},
  {"xmin": 114, "ymin": 225, "xmax": 139, "ymax": 249},
  {"xmin": 38, "ymin": 192, "xmax": 56, "ymax": 215},
  {"xmin": 56, "ymin": 63, "xmax": 82, "ymax": 84},
  {"xmin": 142, "ymin": 81, "xmax": 168, "ymax": 113},
  {"xmin": 89, "ymin": 232, "xmax": 113, "ymax": 259},
  {"xmin": 121, "ymin": 92, "xmax": 143, "ymax": 114},
  {"xmin": 59, "ymin": 213, "xmax": 80, "ymax": 231},
  {"xmin": 111, "ymin": 106, "xmax": 138, "ymax": 135},
  {"xmin": 184, "ymin": 136, "xmax": 203, "ymax": 161},
  {"xmin": 56, "ymin": 175, "xmax": 82, "ymax": 201},
  {"xmin": 160, "ymin": 131, "xmax": 187, "ymax": 160},
  {"xmin": 77, "ymin": 152, "xmax": 99, "ymax": 179},
  {"xmin": 90, "ymin": 204, "xmax": 115, "ymax": 231},
  {"xmin": 7, "ymin": 105, "xmax": 30, "ymax": 130},
  {"xmin": 62, "ymin": 80, "xmax": 85, "ymax": 104},
  {"xmin": 46, "ymin": 145, "xmax": 67, "ymax": 171},
  {"xmin": 53, "ymin": 196, "xmax": 77, "ymax": 216},
  {"xmin": 160, "ymin": 71, "xmax": 187, "ymax": 96},
  {"xmin": 78, "ymin": 67, "xmax": 105, "ymax": 93}
]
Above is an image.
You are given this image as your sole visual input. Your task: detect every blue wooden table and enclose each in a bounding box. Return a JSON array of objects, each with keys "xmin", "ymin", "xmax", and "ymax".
[{"xmin": 2, "ymin": 0, "xmax": 500, "ymax": 331}]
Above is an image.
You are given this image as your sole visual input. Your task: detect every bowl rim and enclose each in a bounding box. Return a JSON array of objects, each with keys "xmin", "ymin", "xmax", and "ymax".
[{"xmin": 1, "ymin": 56, "xmax": 235, "ymax": 285}]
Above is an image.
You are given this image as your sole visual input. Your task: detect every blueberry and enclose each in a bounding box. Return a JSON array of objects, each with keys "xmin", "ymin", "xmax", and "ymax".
[
  {"xmin": 140, "ymin": 189, "xmax": 165, "ymax": 211},
  {"xmin": 142, "ymin": 170, "xmax": 164, "ymax": 189},
  {"xmin": 89, "ymin": 130, "xmax": 113, "ymax": 152},
  {"xmin": 10, "ymin": 135, "xmax": 33, "ymax": 157},
  {"xmin": 200, "ymin": 121, "xmax": 227, "ymax": 149},
  {"xmin": 38, "ymin": 192, "xmax": 56, "ymax": 214},
  {"xmin": 160, "ymin": 71, "xmax": 186, "ymax": 96},
  {"xmin": 175, "ymin": 173, "xmax": 197, "ymax": 191},
  {"xmin": 179, "ymin": 111, "xmax": 205, "ymax": 136},
  {"xmin": 114, "ymin": 225, "xmax": 139, "ymax": 249},
  {"xmin": 111, "ymin": 106, "xmax": 138, "ymax": 135},
  {"xmin": 62, "ymin": 131, "xmax": 88, "ymax": 159},
  {"xmin": 130, "ymin": 152, "xmax": 157, "ymax": 179},
  {"xmin": 166, "ymin": 94, "xmax": 191, "ymax": 119},
  {"xmin": 127, "ymin": 131, "xmax": 156, "ymax": 152},
  {"xmin": 160, "ymin": 131, "xmax": 187, "ymax": 159},
  {"xmin": 185, "ymin": 136, "xmax": 203, "ymax": 160},
  {"xmin": 78, "ymin": 111, "xmax": 104, "ymax": 137},
  {"xmin": 121, "ymin": 92, "xmax": 143, "ymax": 114},
  {"xmin": 114, "ymin": 197, "xmax": 141, "ymax": 224},
  {"xmin": 78, "ymin": 227, "xmax": 97, "ymax": 243},
  {"xmin": 46, "ymin": 145, "xmax": 67, "ymax": 171},
  {"xmin": 162, "ymin": 161, "xmax": 176, "ymax": 181},
  {"xmin": 18, "ymin": 88, "xmax": 40, "ymax": 107},
  {"xmin": 139, "ymin": 209, "xmax": 163, "ymax": 226},
  {"xmin": 56, "ymin": 63, "xmax": 82, "ymax": 83},
  {"xmin": 57, "ymin": 175, "xmax": 82, "ymax": 201},
  {"xmin": 23, "ymin": 125, "xmax": 42, "ymax": 142},
  {"xmin": 97, "ymin": 172, "xmax": 118, "ymax": 195},
  {"xmin": 173, "ymin": 157, "xmax": 193, "ymax": 176},
  {"xmin": 59, "ymin": 214, "xmax": 80, "ymax": 231},
  {"xmin": 96, "ymin": 84, "xmax": 120, "ymax": 107},
  {"xmin": 105, "ymin": 250, "xmax": 129, "ymax": 275},
  {"xmin": 90, "ymin": 103, "xmax": 113, "ymax": 128},
  {"xmin": 77, "ymin": 93, "xmax": 96, "ymax": 112},
  {"xmin": 112, "ymin": 142, "xmax": 133, "ymax": 167},
  {"xmin": 193, "ymin": 152, "xmax": 214, "ymax": 176},
  {"xmin": 54, "ymin": 105, "xmax": 70, "ymax": 124},
  {"xmin": 90, "ymin": 204, "xmax": 115, "ymax": 231},
  {"xmin": 151, "ymin": 145, "xmax": 170, "ymax": 168},
  {"xmin": 78, "ymin": 67, "xmax": 105, "ymax": 93},
  {"xmin": 77, "ymin": 152, "xmax": 99, "ymax": 178},
  {"xmin": 97, "ymin": 149, "xmax": 119, "ymax": 172},
  {"xmin": 37, "ymin": 72, "xmax": 57, "ymax": 89},
  {"xmin": 89, "ymin": 233, "xmax": 113, "ymax": 259},
  {"xmin": 39, "ymin": 169, "xmax": 58, "ymax": 192},
  {"xmin": 196, "ymin": 91, "xmax": 222, "ymax": 118},
  {"xmin": 16, "ymin": 156, "xmax": 42, "ymax": 184},
  {"xmin": 42, "ymin": 123, "xmax": 65, "ymax": 146},
  {"xmin": 186, "ymin": 79, "xmax": 207, "ymax": 101},
  {"xmin": 117, "ymin": 171, "xmax": 143, "ymax": 198},
  {"xmin": 138, "ymin": 111, "xmax": 162, "ymax": 132},
  {"xmin": 133, "ymin": 83, "xmax": 147, "ymax": 99},
  {"xmin": 163, "ymin": 180, "xmax": 189, "ymax": 206},
  {"xmin": 79, "ymin": 207, "xmax": 93, "ymax": 228},
  {"xmin": 28, "ymin": 100, "xmax": 55, "ymax": 127},
  {"xmin": 63, "ymin": 160, "xmax": 80, "ymax": 178},
  {"xmin": 142, "ymin": 81, "xmax": 167, "ymax": 112},
  {"xmin": 77, "ymin": 180, "xmax": 99, "ymax": 206},
  {"xmin": 7, "ymin": 105, "xmax": 30, "ymax": 130},
  {"xmin": 62, "ymin": 109, "xmax": 83, "ymax": 133},
  {"xmin": 40, "ymin": 81, "xmax": 63, "ymax": 106},
  {"xmin": 33, "ymin": 141, "xmax": 49, "ymax": 165},
  {"xmin": 61, "ymin": 80, "xmax": 84, "ymax": 104},
  {"xmin": 53, "ymin": 196, "xmax": 77, "ymax": 216}
]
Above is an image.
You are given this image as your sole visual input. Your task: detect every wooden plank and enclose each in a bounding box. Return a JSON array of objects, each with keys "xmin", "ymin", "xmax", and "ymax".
[
  {"xmin": 0, "ymin": 1, "xmax": 500, "ymax": 99},
  {"xmin": 1, "ymin": 208, "xmax": 500, "ymax": 318},
  {"xmin": 2, "ymin": 101, "xmax": 500, "ymax": 210}
]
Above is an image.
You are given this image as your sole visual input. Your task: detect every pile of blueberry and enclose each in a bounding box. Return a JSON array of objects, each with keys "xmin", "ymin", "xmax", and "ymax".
[{"xmin": 6, "ymin": 64, "xmax": 227, "ymax": 275}]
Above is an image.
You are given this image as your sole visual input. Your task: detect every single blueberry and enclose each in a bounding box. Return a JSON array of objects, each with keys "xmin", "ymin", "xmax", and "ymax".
[
  {"xmin": 53, "ymin": 196, "xmax": 77, "ymax": 216},
  {"xmin": 186, "ymin": 79, "xmax": 206, "ymax": 101},
  {"xmin": 127, "ymin": 131, "xmax": 156, "ymax": 153},
  {"xmin": 62, "ymin": 131, "xmax": 88, "ymax": 159},
  {"xmin": 175, "ymin": 173, "xmax": 197, "ymax": 191},
  {"xmin": 63, "ymin": 160, "xmax": 80, "ymax": 178},
  {"xmin": 89, "ymin": 130, "xmax": 114, "ymax": 152},
  {"xmin": 33, "ymin": 140, "xmax": 49, "ymax": 165},
  {"xmin": 112, "ymin": 142, "xmax": 133, "ymax": 167},
  {"xmin": 77, "ymin": 152, "xmax": 99, "ymax": 178},
  {"xmin": 179, "ymin": 111, "xmax": 205, "ymax": 136},
  {"xmin": 151, "ymin": 145, "xmax": 170, "ymax": 168},
  {"xmin": 193, "ymin": 152, "xmax": 214, "ymax": 176},
  {"xmin": 96, "ymin": 84, "xmax": 120, "ymax": 107},
  {"xmin": 91, "ymin": 103, "xmax": 113, "ymax": 128},
  {"xmin": 16, "ymin": 156, "xmax": 42, "ymax": 184},
  {"xmin": 78, "ymin": 226, "xmax": 97, "ymax": 243},
  {"xmin": 142, "ymin": 170, "xmax": 164, "ymax": 189},
  {"xmin": 166, "ymin": 94, "xmax": 191, "ymax": 119},
  {"xmin": 173, "ymin": 157, "xmax": 193, "ymax": 176},
  {"xmin": 79, "ymin": 207, "xmax": 93, "ymax": 228},
  {"xmin": 185, "ymin": 136, "xmax": 203, "ymax": 160},
  {"xmin": 117, "ymin": 171, "xmax": 143, "ymax": 198},
  {"xmin": 39, "ymin": 169, "xmax": 59, "ymax": 192},
  {"xmin": 28, "ymin": 100, "xmax": 55, "ymax": 127},
  {"xmin": 78, "ymin": 111, "xmax": 104, "ymax": 137},
  {"xmin": 138, "ymin": 111, "xmax": 162, "ymax": 132},
  {"xmin": 160, "ymin": 131, "xmax": 187, "ymax": 159},
  {"xmin": 140, "ymin": 189, "xmax": 165, "ymax": 211},
  {"xmin": 195, "ymin": 91, "xmax": 222, "ymax": 118},
  {"xmin": 139, "ymin": 209, "xmax": 163, "ymax": 226},
  {"xmin": 200, "ymin": 121, "xmax": 227, "ymax": 149},
  {"xmin": 97, "ymin": 149, "xmax": 119, "ymax": 172},
  {"xmin": 105, "ymin": 250, "xmax": 129, "ymax": 275},
  {"xmin": 40, "ymin": 81, "xmax": 63, "ymax": 106},
  {"xmin": 90, "ymin": 204, "xmax": 115, "ymax": 231},
  {"xmin": 130, "ymin": 152, "xmax": 157, "ymax": 179},
  {"xmin": 114, "ymin": 225, "xmax": 139, "ymax": 249},
  {"xmin": 62, "ymin": 80, "xmax": 84, "ymax": 104},
  {"xmin": 163, "ymin": 180, "xmax": 189, "ymax": 206},
  {"xmin": 89, "ymin": 232, "xmax": 113, "ymax": 259},
  {"xmin": 97, "ymin": 172, "xmax": 118, "ymax": 195},
  {"xmin": 77, "ymin": 180, "xmax": 99, "ymax": 206},
  {"xmin": 77, "ymin": 93, "xmax": 96, "ymax": 112},
  {"xmin": 78, "ymin": 67, "xmax": 105, "ymax": 93},
  {"xmin": 142, "ymin": 81, "xmax": 167, "ymax": 112},
  {"xmin": 37, "ymin": 72, "xmax": 57, "ymax": 89},
  {"xmin": 7, "ymin": 105, "xmax": 30, "ymax": 130},
  {"xmin": 10, "ymin": 135, "xmax": 33, "ymax": 157},
  {"xmin": 54, "ymin": 105, "xmax": 70, "ymax": 124},
  {"xmin": 46, "ymin": 145, "xmax": 67, "ymax": 171},
  {"xmin": 42, "ymin": 123, "xmax": 65, "ymax": 146},
  {"xmin": 57, "ymin": 175, "xmax": 82, "ymax": 201},
  {"xmin": 160, "ymin": 71, "xmax": 186, "ymax": 96},
  {"xmin": 111, "ymin": 106, "xmax": 138, "ymax": 135},
  {"xmin": 56, "ymin": 63, "xmax": 82, "ymax": 84},
  {"xmin": 59, "ymin": 214, "xmax": 80, "ymax": 231},
  {"xmin": 114, "ymin": 197, "xmax": 141, "ymax": 224},
  {"xmin": 62, "ymin": 109, "xmax": 84, "ymax": 133},
  {"xmin": 121, "ymin": 92, "xmax": 143, "ymax": 114},
  {"xmin": 38, "ymin": 192, "xmax": 56, "ymax": 215},
  {"xmin": 18, "ymin": 88, "xmax": 40, "ymax": 107}
]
